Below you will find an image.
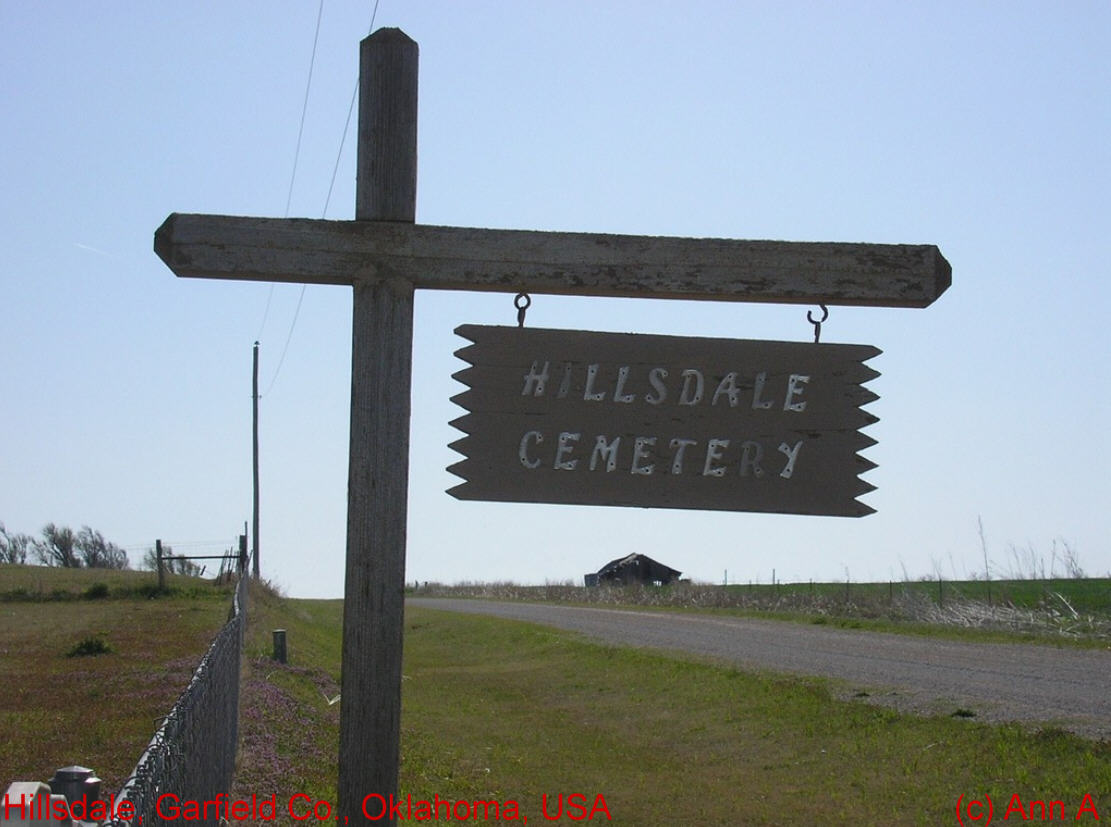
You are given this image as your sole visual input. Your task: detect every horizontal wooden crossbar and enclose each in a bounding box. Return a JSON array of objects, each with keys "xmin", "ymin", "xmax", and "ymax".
[{"xmin": 155, "ymin": 213, "xmax": 950, "ymax": 308}]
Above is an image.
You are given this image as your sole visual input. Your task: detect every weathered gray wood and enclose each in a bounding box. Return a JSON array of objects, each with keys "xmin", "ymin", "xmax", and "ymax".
[
  {"xmin": 338, "ymin": 28, "xmax": 416, "ymax": 827},
  {"xmin": 154, "ymin": 214, "xmax": 951, "ymax": 308},
  {"xmin": 448, "ymin": 325, "xmax": 880, "ymax": 516},
  {"xmin": 252, "ymin": 341, "xmax": 260, "ymax": 580},
  {"xmin": 356, "ymin": 30, "xmax": 418, "ymax": 222}
]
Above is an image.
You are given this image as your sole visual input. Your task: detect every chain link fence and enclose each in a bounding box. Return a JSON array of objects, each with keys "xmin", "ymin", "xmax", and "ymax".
[{"xmin": 105, "ymin": 572, "xmax": 248, "ymax": 826}]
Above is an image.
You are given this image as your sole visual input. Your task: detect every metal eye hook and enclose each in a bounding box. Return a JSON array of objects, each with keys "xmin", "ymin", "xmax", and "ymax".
[
  {"xmin": 807, "ymin": 304, "xmax": 829, "ymax": 343},
  {"xmin": 514, "ymin": 292, "xmax": 531, "ymax": 328}
]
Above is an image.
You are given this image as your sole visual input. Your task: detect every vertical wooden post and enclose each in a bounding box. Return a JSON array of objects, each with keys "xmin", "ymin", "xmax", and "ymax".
[
  {"xmin": 338, "ymin": 28, "xmax": 418, "ymax": 826},
  {"xmin": 252, "ymin": 341, "xmax": 260, "ymax": 580},
  {"xmin": 156, "ymin": 539, "xmax": 164, "ymax": 591}
]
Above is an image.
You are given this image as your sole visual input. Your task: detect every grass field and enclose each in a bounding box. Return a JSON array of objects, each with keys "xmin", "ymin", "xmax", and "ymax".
[
  {"xmin": 236, "ymin": 586, "xmax": 1111, "ymax": 825},
  {"xmin": 4, "ymin": 566, "xmax": 1108, "ymax": 824},
  {"xmin": 0, "ymin": 565, "xmax": 232, "ymax": 791}
]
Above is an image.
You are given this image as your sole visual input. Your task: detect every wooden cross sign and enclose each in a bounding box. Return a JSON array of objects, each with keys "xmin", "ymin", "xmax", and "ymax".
[{"xmin": 154, "ymin": 28, "xmax": 949, "ymax": 826}]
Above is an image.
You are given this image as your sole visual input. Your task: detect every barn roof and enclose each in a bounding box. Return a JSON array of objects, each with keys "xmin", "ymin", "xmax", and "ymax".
[{"xmin": 596, "ymin": 552, "xmax": 682, "ymax": 583}]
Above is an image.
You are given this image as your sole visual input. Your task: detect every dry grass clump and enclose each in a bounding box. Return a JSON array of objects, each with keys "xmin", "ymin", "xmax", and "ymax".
[{"xmin": 411, "ymin": 579, "xmax": 1111, "ymax": 641}]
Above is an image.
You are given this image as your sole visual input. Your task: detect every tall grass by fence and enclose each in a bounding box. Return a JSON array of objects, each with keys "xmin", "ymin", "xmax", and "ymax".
[
  {"xmin": 106, "ymin": 572, "xmax": 247, "ymax": 827},
  {"xmin": 413, "ymin": 578, "xmax": 1111, "ymax": 639}
]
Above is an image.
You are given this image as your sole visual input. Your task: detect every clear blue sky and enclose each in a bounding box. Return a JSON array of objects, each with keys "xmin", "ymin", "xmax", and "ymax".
[{"xmin": 2, "ymin": 2, "xmax": 1107, "ymax": 597}]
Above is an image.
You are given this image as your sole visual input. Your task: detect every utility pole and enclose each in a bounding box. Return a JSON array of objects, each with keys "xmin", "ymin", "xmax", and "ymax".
[{"xmin": 252, "ymin": 341, "xmax": 260, "ymax": 580}]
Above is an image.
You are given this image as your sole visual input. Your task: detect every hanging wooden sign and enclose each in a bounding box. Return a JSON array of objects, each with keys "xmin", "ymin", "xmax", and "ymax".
[{"xmin": 448, "ymin": 325, "xmax": 881, "ymax": 517}]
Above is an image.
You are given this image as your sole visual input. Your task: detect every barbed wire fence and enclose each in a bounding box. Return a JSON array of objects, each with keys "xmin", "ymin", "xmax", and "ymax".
[{"xmin": 105, "ymin": 564, "xmax": 248, "ymax": 826}]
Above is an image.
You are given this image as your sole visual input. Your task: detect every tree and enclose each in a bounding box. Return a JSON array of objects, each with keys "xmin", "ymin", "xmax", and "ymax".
[
  {"xmin": 30, "ymin": 523, "xmax": 129, "ymax": 569},
  {"xmin": 76, "ymin": 526, "xmax": 129, "ymax": 570},
  {"xmin": 33, "ymin": 523, "xmax": 79, "ymax": 567},
  {"xmin": 141, "ymin": 544, "xmax": 202, "ymax": 577},
  {"xmin": 141, "ymin": 545, "xmax": 159, "ymax": 571},
  {"xmin": 0, "ymin": 522, "xmax": 33, "ymax": 564},
  {"xmin": 171, "ymin": 555, "xmax": 203, "ymax": 577}
]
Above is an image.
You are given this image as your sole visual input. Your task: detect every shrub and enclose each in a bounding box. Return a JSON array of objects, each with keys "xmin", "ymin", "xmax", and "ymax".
[{"xmin": 66, "ymin": 636, "xmax": 112, "ymax": 657}]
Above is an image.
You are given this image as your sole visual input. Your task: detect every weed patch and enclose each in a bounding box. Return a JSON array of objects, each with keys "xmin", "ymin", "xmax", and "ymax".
[
  {"xmin": 84, "ymin": 583, "xmax": 110, "ymax": 600},
  {"xmin": 66, "ymin": 636, "xmax": 112, "ymax": 657}
]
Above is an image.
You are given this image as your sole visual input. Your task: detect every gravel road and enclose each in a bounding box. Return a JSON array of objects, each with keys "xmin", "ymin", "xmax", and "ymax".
[{"xmin": 407, "ymin": 598, "xmax": 1111, "ymax": 740}]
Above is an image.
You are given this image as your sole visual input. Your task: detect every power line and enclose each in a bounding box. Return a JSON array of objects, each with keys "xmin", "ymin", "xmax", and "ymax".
[
  {"xmin": 287, "ymin": 0, "xmax": 327, "ymax": 219},
  {"xmin": 120, "ymin": 539, "xmax": 237, "ymax": 554},
  {"xmin": 323, "ymin": 62, "xmax": 361, "ymax": 218},
  {"xmin": 326, "ymin": 0, "xmax": 381, "ymax": 217},
  {"xmin": 263, "ymin": 285, "xmax": 306, "ymax": 397},
  {"xmin": 256, "ymin": 0, "xmax": 327, "ymax": 345},
  {"xmin": 263, "ymin": 0, "xmax": 383, "ymax": 397}
]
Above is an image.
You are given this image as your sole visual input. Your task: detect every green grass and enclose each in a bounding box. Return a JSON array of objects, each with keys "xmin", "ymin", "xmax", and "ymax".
[
  {"xmin": 233, "ymin": 591, "xmax": 1111, "ymax": 826},
  {"xmin": 4, "ymin": 567, "xmax": 1107, "ymax": 824},
  {"xmin": 0, "ymin": 565, "xmax": 233, "ymax": 791},
  {"xmin": 0, "ymin": 562, "xmax": 225, "ymax": 601}
]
